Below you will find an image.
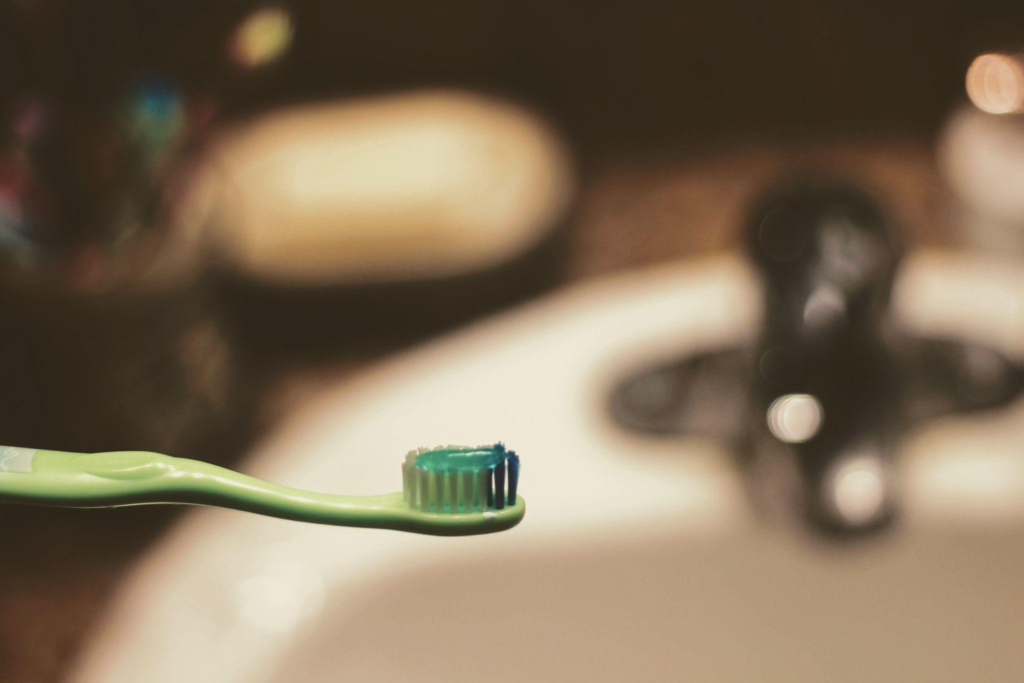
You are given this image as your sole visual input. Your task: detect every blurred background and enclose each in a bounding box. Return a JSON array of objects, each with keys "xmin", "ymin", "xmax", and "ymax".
[{"xmin": 1, "ymin": 1, "xmax": 1024, "ymax": 681}]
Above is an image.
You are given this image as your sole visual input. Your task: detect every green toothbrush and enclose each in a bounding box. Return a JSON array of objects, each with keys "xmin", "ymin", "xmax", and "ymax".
[{"xmin": 0, "ymin": 443, "xmax": 524, "ymax": 536}]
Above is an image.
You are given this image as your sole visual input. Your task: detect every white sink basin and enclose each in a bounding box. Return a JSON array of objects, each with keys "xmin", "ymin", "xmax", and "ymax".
[{"xmin": 72, "ymin": 253, "xmax": 1024, "ymax": 683}]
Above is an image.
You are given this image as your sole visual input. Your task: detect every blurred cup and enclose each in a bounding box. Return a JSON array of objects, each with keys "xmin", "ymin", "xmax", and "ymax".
[{"xmin": 938, "ymin": 52, "xmax": 1024, "ymax": 258}]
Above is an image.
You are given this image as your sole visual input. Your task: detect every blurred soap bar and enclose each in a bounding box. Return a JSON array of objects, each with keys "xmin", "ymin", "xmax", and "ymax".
[{"xmin": 200, "ymin": 90, "xmax": 576, "ymax": 285}]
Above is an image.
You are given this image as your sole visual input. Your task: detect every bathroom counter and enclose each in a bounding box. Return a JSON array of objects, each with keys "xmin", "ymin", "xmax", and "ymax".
[{"xmin": 0, "ymin": 139, "xmax": 943, "ymax": 683}]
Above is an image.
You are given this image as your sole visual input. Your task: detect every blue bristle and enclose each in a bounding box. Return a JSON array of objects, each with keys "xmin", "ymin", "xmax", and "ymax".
[
  {"xmin": 507, "ymin": 452, "xmax": 519, "ymax": 504},
  {"xmin": 485, "ymin": 470, "xmax": 494, "ymax": 507},
  {"xmin": 494, "ymin": 461, "xmax": 506, "ymax": 510}
]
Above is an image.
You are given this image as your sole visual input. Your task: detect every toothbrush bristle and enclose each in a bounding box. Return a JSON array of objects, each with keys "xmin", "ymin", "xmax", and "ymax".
[
  {"xmin": 494, "ymin": 461, "xmax": 506, "ymax": 510},
  {"xmin": 402, "ymin": 443, "xmax": 519, "ymax": 513},
  {"xmin": 508, "ymin": 452, "xmax": 520, "ymax": 505}
]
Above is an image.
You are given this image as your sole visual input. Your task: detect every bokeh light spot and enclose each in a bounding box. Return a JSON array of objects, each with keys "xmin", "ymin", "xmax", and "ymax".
[
  {"xmin": 231, "ymin": 6, "xmax": 295, "ymax": 70},
  {"xmin": 967, "ymin": 53, "xmax": 1024, "ymax": 115}
]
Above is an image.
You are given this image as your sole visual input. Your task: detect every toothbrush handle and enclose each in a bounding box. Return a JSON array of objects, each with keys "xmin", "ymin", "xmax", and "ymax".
[
  {"xmin": 2, "ymin": 448, "xmax": 241, "ymax": 505},
  {"xmin": 0, "ymin": 447, "xmax": 392, "ymax": 524}
]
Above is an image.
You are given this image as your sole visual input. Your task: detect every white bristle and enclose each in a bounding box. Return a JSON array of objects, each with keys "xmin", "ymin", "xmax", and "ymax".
[
  {"xmin": 402, "ymin": 465, "xmax": 494, "ymax": 513},
  {"xmin": 477, "ymin": 470, "xmax": 489, "ymax": 510}
]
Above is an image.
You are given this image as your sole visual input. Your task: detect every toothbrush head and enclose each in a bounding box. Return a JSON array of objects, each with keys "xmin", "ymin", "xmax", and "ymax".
[{"xmin": 400, "ymin": 443, "xmax": 524, "ymax": 534}]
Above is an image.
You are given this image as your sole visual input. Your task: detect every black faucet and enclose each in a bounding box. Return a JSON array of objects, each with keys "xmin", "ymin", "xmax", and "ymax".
[{"xmin": 611, "ymin": 179, "xmax": 1024, "ymax": 537}]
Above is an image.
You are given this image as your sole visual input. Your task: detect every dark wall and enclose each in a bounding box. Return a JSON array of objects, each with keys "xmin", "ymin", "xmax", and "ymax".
[{"xmin": 3, "ymin": 1, "xmax": 1024, "ymax": 152}]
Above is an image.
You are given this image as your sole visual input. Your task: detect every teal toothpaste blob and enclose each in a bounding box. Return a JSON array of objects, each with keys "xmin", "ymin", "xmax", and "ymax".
[{"xmin": 414, "ymin": 443, "xmax": 509, "ymax": 472}]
